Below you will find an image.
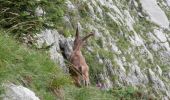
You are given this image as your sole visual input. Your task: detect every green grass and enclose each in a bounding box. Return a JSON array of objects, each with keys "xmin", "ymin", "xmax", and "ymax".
[
  {"xmin": 111, "ymin": 86, "xmax": 146, "ymax": 100},
  {"xmin": 0, "ymin": 0, "xmax": 66, "ymax": 37},
  {"xmin": 0, "ymin": 30, "xmax": 71, "ymax": 99},
  {"xmin": 64, "ymin": 86, "xmax": 114, "ymax": 100}
]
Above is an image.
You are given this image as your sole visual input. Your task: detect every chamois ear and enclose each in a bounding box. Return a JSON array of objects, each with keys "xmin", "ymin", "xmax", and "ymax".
[{"xmin": 82, "ymin": 32, "xmax": 94, "ymax": 41}]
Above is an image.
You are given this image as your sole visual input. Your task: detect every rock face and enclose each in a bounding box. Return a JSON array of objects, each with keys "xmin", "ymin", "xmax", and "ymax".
[
  {"xmin": 3, "ymin": 83, "xmax": 40, "ymax": 100},
  {"xmin": 35, "ymin": 29, "xmax": 74, "ymax": 72},
  {"xmin": 140, "ymin": 0, "xmax": 169, "ymax": 28},
  {"xmin": 34, "ymin": 0, "xmax": 170, "ymax": 99}
]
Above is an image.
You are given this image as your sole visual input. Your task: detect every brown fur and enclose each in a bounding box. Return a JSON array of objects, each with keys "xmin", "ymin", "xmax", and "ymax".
[{"xmin": 69, "ymin": 26, "xmax": 94, "ymax": 87}]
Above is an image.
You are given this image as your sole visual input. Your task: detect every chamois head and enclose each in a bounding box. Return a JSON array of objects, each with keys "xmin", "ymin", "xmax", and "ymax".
[{"xmin": 73, "ymin": 27, "xmax": 94, "ymax": 50}]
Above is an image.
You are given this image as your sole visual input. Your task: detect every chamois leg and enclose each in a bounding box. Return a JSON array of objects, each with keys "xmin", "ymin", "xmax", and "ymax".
[{"xmin": 84, "ymin": 72, "xmax": 90, "ymax": 86}]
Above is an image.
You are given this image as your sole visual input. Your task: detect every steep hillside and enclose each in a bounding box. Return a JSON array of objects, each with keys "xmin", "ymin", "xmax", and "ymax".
[
  {"xmin": 0, "ymin": 30, "xmax": 72, "ymax": 99},
  {"xmin": 1, "ymin": 0, "xmax": 170, "ymax": 99},
  {"xmin": 0, "ymin": 30, "xmax": 144, "ymax": 100},
  {"xmin": 36, "ymin": 0, "xmax": 170, "ymax": 99}
]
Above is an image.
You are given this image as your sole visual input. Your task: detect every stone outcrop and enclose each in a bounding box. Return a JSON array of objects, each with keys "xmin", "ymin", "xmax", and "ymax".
[{"xmin": 3, "ymin": 83, "xmax": 40, "ymax": 100}]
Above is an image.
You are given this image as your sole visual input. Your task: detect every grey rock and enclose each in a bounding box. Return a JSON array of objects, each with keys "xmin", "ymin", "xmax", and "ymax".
[
  {"xmin": 99, "ymin": 73, "xmax": 113, "ymax": 90},
  {"xmin": 63, "ymin": 16, "xmax": 74, "ymax": 30},
  {"xmin": 148, "ymin": 69, "xmax": 165, "ymax": 91},
  {"xmin": 66, "ymin": 0, "xmax": 75, "ymax": 10},
  {"xmin": 104, "ymin": 59, "xmax": 114, "ymax": 76},
  {"xmin": 35, "ymin": 29, "xmax": 67, "ymax": 71},
  {"xmin": 154, "ymin": 65, "xmax": 162, "ymax": 76},
  {"xmin": 163, "ymin": 96, "xmax": 169, "ymax": 100},
  {"xmin": 59, "ymin": 37, "xmax": 74, "ymax": 60},
  {"xmin": 127, "ymin": 62, "xmax": 148, "ymax": 85},
  {"xmin": 35, "ymin": 6, "xmax": 45, "ymax": 16},
  {"xmin": 3, "ymin": 83, "xmax": 39, "ymax": 100}
]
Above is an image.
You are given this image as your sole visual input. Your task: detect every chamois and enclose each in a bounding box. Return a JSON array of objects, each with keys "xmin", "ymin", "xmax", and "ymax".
[{"xmin": 69, "ymin": 27, "xmax": 94, "ymax": 87}]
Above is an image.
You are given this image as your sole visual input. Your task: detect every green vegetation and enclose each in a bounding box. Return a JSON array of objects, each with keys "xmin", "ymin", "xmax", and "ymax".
[
  {"xmin": 64, "ymin": 86, "xmax": 113, "ymax": 100},
  {"xmin": 0, "ymin": 0, "xmax": 66, "ymax": 37},
  {"xmin": 83, "ymin": 50, "xmax": 104, "ymax": 84},
  {"xmin": 78, "ymin": 2, "xmax": 89, "ymax": 18},
  {"xmin": 111, "ymin": 86, "xmax": 145, "ymax": 100},
  {"xmin": 105, "ymin": 17, "xmax": 120, "ymax": 35},
  {"xmin": 133, "ymin": 17, "xmax": 155, "ymax": 34},
  {"xmin": 0, "ymin": 0, "xmax": 164, "ymax": 99},
  {"xmin": 116, "ymin": 36, "xmax": 131, "ymax": 51},
  {"xmin": 0, "ymin": 30, "xmax": 148, "ymax": 100},
  {"xmin": 0, "ymin": 30, "xmax": 71, "ymax": 99}
]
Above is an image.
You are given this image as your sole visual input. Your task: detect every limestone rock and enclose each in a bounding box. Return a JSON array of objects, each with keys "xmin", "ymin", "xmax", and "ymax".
[
  {"xmin": 140, "ymin": 0, "xmax": 169, "ymax": 28},
  {"xmin": 148, "ymin": 69, "xmax": 165, "ymax": 91},
  {"xmin": 3, "ymin": 83, "xmax": 40, "ymax": 100}
]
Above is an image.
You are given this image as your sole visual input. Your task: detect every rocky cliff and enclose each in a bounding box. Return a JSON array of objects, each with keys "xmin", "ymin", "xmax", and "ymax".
[
  {"xmin": 1, "ymin": 0, "xmax": 170, "ymax": 99},
  {"xmin": 35, "ymin": 0, "xmax": 170, "ymax": 99}
]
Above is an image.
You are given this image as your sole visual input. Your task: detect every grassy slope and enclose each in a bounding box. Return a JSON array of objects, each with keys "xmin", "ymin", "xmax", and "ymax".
[
  {"xmin": 0, "ymin": 30, "xmax": 145, "ymax": 100},
  {"xmin": 0, "ymin": 30, "xmax": 113, "ymax": 100},
  {"xmin": 0, "ymin": 30, "xmax": 71, "ymax": 99}
]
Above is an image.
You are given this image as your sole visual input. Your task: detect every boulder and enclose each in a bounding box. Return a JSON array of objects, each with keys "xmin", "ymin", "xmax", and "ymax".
[{"xmin": 3, "ymin": 83, "xmax": 39, "ymax": 100}]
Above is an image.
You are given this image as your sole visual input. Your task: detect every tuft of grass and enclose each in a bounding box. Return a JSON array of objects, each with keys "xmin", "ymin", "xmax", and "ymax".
[
  {"xmin": 133, "ymin": 17, "xmax": 155, "ymax": 34},
  {"xmin": 111, "ymin": 86, "xmax": 145, "ymax": 100},
  {"xmin": 64, "ymin": 86, "xmax": 114, "ymax": 100}
]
